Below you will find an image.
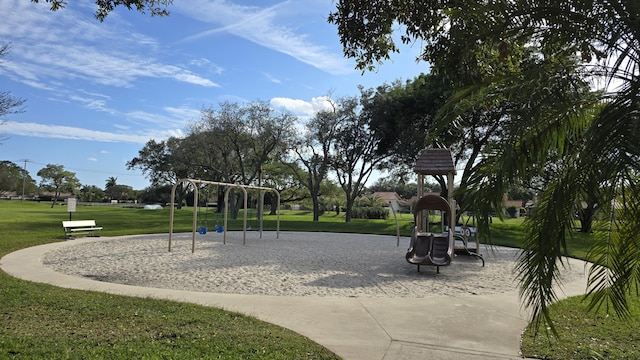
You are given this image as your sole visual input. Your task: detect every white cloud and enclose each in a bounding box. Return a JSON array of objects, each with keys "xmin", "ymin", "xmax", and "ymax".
[
  {"xmin": 270, "ymin": 96, "xmax": 333, "ymax": 116},
  {"xmin": 3, "ymin": 121, "xmax": 150, "ymax": 144},
  {"xmin": 0, "ymin": 0, "xmax": 218, "ymax": 90},
  {"xmin": 176, "ymin": 0, "xmax": 353, "ymax": 75},
  {"xmin": 88, "ymin": 157, "xmax": 98, "ymax": 162},
  {"xmin": 68, "ymin": 95, "xmax": 111, "ymax": 113},
  {"xmin": 163, "ymin": 106, "xmax": 202, "ymax": 122},
  {"xmin": 270, "ymin": 97, "xmax": 314, "ymax": 115},
  {"xmin": 264, "ymin": 72, "xmax": 282, "ymax": 84}
]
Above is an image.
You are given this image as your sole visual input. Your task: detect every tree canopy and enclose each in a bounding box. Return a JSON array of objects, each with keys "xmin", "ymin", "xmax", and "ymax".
[
  {"xmin": 0, "ymin": 160, "xmax": 37, "ymax": 197},
  {"xmin": 37, "ymin": 164, "xmax": 80, "ymax": 207}
]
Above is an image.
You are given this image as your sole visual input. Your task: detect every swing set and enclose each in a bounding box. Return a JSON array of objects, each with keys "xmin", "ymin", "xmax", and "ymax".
[
  {"xmin": 196, "ymin": 200, "xmax": 224, "ymax": 235},
  {"xmin": 168, "ymin": 178, "xmax": 280, "ymax": 253}
]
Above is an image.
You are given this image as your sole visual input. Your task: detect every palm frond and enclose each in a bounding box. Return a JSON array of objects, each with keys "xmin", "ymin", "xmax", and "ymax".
[
  {"xmin": 515, "ymin": 169, "xmax": 579, "ymax": 335},
  {"xmin": 586, "ymin": 176, "xmax": 640, "ymax": 318}
]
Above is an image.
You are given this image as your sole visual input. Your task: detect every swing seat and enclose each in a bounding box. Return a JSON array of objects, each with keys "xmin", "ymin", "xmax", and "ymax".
[
  {"xmin": 215, "ymin": 225, "xmax": 224, "ymax": 233},
  {"xmin": 405, "ymin": 194, "xmax": 453, "ymax": 273},
  {"xmin": 197, "ymin": 226, "xmax": 207, "ymax": 234}
]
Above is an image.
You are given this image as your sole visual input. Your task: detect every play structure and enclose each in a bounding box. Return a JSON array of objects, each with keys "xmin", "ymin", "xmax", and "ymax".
[
  {"xmin": 168, "ymin": 179, "xmax": 280, "ymax": 253},
  {"xmin": 406, "ymin": 148, "xmax": 455, "ymax": 272},
  {"xmin": 453, "ymin": 214, "xmax": 484, "ymax": 266},
  {"xmin": 406, "ymin": 148, "xmax": 484, "ymax": 272}
]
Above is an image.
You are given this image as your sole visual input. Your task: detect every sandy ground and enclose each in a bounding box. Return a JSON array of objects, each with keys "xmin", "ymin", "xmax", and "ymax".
[{"xmin": 41, "ymin": 231, "xmax": 586, "ymax": 298}]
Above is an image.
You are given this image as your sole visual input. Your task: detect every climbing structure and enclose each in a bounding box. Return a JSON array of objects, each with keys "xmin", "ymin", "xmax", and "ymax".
[{"xmin": 406, "ymin": 148, "xmax": 456, "ymax": 272}]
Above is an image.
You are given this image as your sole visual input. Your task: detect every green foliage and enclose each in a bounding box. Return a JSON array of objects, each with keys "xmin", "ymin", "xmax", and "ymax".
[
  {"xmin": 0, "ymin": 160, "xmax": 37, "ymax": 196},
  {"xmin": 361, "ymin": 73, "xmax": 455, "ymax": 165},
  {"xmin": 78, "ymin": 185, "xmax": 106, "ymax": 202},
  {"xmin": 368, "ymin": 175, "xmax": 422, "ymax": 199},
  {"xmin": 350, "ymin": 206, "xmax": 389, "ymax": 220},
  {"xmin": 36, "ymin": 164, "xmax": 80, "ymax": 207},
  {"xmin": 105, "ymin": 184, "xmax": 134, "ymax": 201}
]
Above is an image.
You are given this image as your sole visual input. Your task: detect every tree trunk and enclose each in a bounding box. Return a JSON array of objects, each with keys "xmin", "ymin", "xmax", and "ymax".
[
  {"xmin": 269, "ymin": 200, "xmax": 278, "ymax": 215},
  {"xmin": 578, "ymin": 207, "xmax": 594, "ymax": 233},
  {"xmin": 50, "ymin": 190, "xmax": 60, "ymax": 208},
  {"xmin": 312, "ymin": 194, "xmax": 320, "ymax": 222},
  {"xmin": 344, "ymin": 197, "xmax": 354, "ymax": 223}
]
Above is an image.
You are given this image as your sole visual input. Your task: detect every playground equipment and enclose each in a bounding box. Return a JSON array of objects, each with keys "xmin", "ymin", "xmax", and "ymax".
[
  {"xmin": 196, "ymin": 189, "xmax": 211, "ymax": 235},
  {"xmin": 196, "ymin": 199, "xmax": 224, "ymax": 235},
  {"xmin": 168, "ymin": 179, "xmax": 280, "ymax": 253},
  {"xmin": 406, "ymin": 148, "xmax": 456, "ymax": 272},
  {"xmin": 406, "ymin": 194, "xmax": 453, "ymax": 272},
  {"xmin": 453, "ymin": 213, "xmax": 484, "ymax": 266}
]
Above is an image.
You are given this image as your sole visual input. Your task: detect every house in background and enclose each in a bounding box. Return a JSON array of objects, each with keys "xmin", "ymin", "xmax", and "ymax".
[{"xmin": 372, "ymin": 192, "xmax": 404, "ymax": 213}]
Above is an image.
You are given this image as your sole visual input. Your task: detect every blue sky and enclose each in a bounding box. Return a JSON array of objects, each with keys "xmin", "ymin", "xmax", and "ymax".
[{"xmin": 0, "ymin": 0, "xmax": 428, "ymax": 190}]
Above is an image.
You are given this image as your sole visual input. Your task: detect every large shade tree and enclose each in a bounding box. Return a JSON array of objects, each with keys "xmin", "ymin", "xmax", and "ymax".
[
  {"xmin": 189, "ymin": 101, "xmax": 297, "ymax": 218},
  {"xmin": 259, "ymin": 162, "xmax": 311, "ymax": 215},
  {"xmin": 332, "ymin": 92, "xmax": 390, "ymax": 222},
  {"xmin": 0, "ymin": 160, "xmax": 37, "ymax": 197},
  {"xmin": 287, "ymin": 99, "xmax": 341, "ymax": 222},
  {"xmin": 127, "ymin": 137, "xmax": 196, "ymax": 208},
  {"xmin": 329, "ymin": 0, "xmax": 640, "ymax": 329},
  {"xmin": 37, "ymin": 164, "xmax": 80, "ymax": 207}
]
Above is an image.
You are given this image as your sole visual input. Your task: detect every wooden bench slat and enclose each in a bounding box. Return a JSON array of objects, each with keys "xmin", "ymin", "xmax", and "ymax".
[{"xmin": 68, "ymin": 227, "xmax": 103, "ymax": 232}]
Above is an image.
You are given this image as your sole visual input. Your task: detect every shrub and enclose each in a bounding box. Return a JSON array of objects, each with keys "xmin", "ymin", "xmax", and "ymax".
[{"xmin": 351, "ymin": 206, "xmax": 389, "ymax": 219}]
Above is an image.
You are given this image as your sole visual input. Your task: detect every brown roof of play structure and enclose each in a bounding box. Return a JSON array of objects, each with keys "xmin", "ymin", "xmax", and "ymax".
[{"xmin": 413, "ymin": 148, "xmax": 456, "ymax": 175}]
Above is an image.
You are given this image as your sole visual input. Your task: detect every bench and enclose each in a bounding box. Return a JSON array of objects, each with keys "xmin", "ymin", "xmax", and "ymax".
[{"xmin": 62, "ymin": 220, "xmax": 103, "ymax": 238}]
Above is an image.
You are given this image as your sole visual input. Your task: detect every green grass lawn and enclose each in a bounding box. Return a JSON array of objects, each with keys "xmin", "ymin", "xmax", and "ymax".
[
  {"xmin": 0, "ymin": 201, "xmax": 340, "ymax": 359},
  {"xmin": 1, "ymin": 200, "xmax": 638, "ymax": 359}
]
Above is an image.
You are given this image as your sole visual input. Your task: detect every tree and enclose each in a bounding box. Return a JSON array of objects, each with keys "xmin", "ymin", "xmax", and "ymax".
[
  {"xmin": 127, "ymin": 137, "xmax": 195, "ymax": 208},
  {"xmin": 287, "ymin": 99, "xmax": 341, "ymax": 221},
  {"xmin": 79, "ymin": 185, "xmax": 105, "ymax": 202},
  {"xmin": 105, "ymin": 176, "xmax": 118, "ymax": 190},
  {"xmin": 259, "ymin": 162, "xmax": 311, "ymax": 215},
  {"xmin": 365, "ymin": 74, "xmax": 455, "ymax": 166},
  {"xmin": 356, "ymin": 194, "xmax": 386, "ymax": 208},
  {"xmin": 368, "ymin": 177, "xmax": 421, "ymax": 201},
  {"xmin": 138, "ymin": 184, "xmax": 173, "ymax": 205},
  {"xmin": 0, "ymin": 160, "xmax": 37, "ymax": 197},
  {"xmin": 1, "ymin": 43, "xmax": 26, "ymax": 144},
  {"xmin": 105, "ymin": 184, "xmax": 134, "ymax": 202},
  {"xmin": 332, "ymin": 92, "xmax": 389, "ymax": 222},
  {"xmin": 192, "ymin": 101, "xmax": 296, "ymax": 218},
  {"xmin": 37, "ymin": 164, "xmax": 80, "ymax": 207},
  {"xmin": 30, "ymin": 0, "xmax": 172, "ymax": 21},
  {"xmin": 329, "ymin": 0, "xmax": 640, "ymax": 329}
]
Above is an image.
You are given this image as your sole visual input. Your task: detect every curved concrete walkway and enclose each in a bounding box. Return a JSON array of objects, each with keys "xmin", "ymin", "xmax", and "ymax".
[{"xmin": 1, "ymin": 235, "xmax": 589, "ymax": 360}]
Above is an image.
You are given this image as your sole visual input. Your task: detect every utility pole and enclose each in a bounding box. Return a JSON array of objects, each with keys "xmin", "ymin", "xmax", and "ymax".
[{"xmin": 18, "ymin": 159, "xmax": 30, "ymax": 201}]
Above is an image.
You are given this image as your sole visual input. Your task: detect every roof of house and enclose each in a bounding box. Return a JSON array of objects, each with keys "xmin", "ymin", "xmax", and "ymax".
[
  {"xmin": 372, "ymin": 192, "xmax": 402, "ymax": 202},
  {"xmin": 413, "ymin": 148, "xmax": 456, "ymax": 175}
]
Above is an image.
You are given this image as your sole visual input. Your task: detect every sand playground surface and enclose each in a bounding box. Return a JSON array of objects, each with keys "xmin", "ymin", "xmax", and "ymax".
[{"xmin": 41, "ymin": 231, "xmax": 586, "ymax": 299}]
